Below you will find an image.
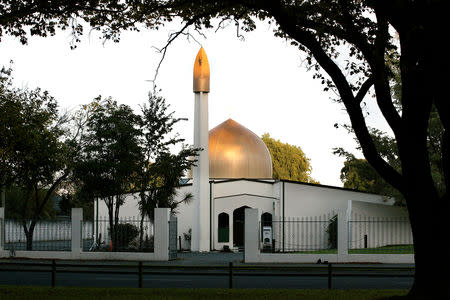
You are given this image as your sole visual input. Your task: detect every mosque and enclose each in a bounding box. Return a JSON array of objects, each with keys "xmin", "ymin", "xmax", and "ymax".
[{"xmin": 96, "ymin": 48, "xmax": 409, "ymax": 252}]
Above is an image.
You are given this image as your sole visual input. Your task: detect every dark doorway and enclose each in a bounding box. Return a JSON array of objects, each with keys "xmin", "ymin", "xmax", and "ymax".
[
  {"xmin": 218, "ymin": 212, "xmax": 229, "ymax": 242},
  {"xmin": 233, "ymin": 206, "xmax": 250, "ymax": 247}
]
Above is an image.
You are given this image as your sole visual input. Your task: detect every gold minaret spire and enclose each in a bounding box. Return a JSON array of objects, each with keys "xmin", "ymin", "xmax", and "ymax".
[{"xmin": 193, "ymin": 47, "xmax": 210, "ymax": 92}]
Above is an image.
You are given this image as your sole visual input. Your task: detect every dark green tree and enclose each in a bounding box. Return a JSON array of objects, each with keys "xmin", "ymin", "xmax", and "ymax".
[
  {"xmin": 1, "ymin": 1, "xmax": 448, "ymax": 296},
  {"xmin": 136, "ymin": 94, "xmax": 197, "ymax": 248},
  {"xmin": 74, "ymin": 98, "xmax": 143, "ymax": 251},
  {"xmin": 0, "ymin": 68, "xmax": 71, "ymax": 250},
  {"xmin": 262, "ymin": 133, "xmax": 317, "ymax": 183}
]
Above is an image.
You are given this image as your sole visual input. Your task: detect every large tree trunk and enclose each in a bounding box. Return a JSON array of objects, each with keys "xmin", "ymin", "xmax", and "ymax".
[
  {"xmin": 22, "ymin": 220, "xmax": 36, "ymax": 251},
  {"xmin": 405, "ymin": 187, "xmax": 450, "ymax": 298}
]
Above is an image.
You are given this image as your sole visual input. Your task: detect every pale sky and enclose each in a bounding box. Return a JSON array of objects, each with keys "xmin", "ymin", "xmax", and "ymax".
[{"xmin": 0, "ymin": 19, "xmax": 390, "ymax": 187}]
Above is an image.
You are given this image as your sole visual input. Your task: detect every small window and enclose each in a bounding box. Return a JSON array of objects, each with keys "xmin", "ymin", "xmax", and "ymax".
[{"xmin": 218, "ymin": 213, "xmax": 229, "ymax": 243}]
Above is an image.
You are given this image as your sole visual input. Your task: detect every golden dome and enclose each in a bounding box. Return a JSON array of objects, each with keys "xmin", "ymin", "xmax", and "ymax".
[{"xmin": 209, "ymin": 119, "xmax": 273, "ymax": 179}]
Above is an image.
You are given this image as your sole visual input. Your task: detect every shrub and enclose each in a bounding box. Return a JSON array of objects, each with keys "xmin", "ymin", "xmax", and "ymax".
[
  {"xmin": 326, "ymin": 215, "xmax": 338, "ymax": 249},
  {"xmin": 109, "ymin": 223, "xmax": 139, "ymax": 251}
]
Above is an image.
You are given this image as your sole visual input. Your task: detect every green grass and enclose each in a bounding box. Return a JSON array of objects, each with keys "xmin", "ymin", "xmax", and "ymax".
[
  {"xmin": 349, "ymin": 245, "xmax": 414, "ymax": 254},
  {"xmin": 276, "ymin": 245, "xmax": 414, "ymax": 255},
  {"xmin": 0, "ymin": 286, "xmax": 408, "ymax": 300}
]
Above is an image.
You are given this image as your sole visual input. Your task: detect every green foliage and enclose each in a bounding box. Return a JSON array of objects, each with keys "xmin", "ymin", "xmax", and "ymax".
[
  {"xmin": 109, "ymin": 223, "xmax": 139, "ymax": 250},
  {"xmin": 262, "ymin": 133, "xmax": 317, "ymax": 183},
  {"xmin": 73, "ymin": 97, "xmax": 143, "ymax": 249},
  {"xmin": 74, "ymin": 97, "xmax": 143, "ymax": 200},
  {"xmin": 136, "ymin": 93, "xmax": 198, "ymax": 223},
  {"xmin": 4, "ymin": 186, "xmax": 56, "ymax": 220},
  {"xmin": 58, "ymin": 190, "xmax": 94, "ymax": 220},
  {"xmin": 0, "ymin": 67, "xmax": 72, "ymax": 249},
  {"xmin": 326, "ymin": 215, "xmax": 337, "ymax": 249},
  {"xmin": 337, "ymin": 153, "xmax": 404, "ymax": 204}
]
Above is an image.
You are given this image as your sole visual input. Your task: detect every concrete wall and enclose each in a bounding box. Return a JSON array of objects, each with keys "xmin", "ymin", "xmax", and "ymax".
[{"xmin": 283, "ymin": 182, "xmax": 391, "ymax": 218}]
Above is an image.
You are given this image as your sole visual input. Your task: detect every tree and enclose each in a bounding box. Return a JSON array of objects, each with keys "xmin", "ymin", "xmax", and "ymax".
[
  {"xmin": 261, "ymin": 133, "xmax": 317, "ymax": 183},
  {"xmin": 337, "ymin": 151, "xmax": 404, "ymax": 204},
  {"xmin": 74, "ymin": 98, "xmax": 143, "ymax": 251},
  {"xmin": 335, "ymin": 57, "xmax": 444, "ymax": 204},
  {"xmin": 0, "ymin": 68, "xmax": 71, "ymax": 250},
  {"xmin": 1, "ymin": 1, "xmax": 448, "ymax": 297},
  {"xmin": 3, "ymin": 186, "xmax": 57, "ymax": 220},
  {"xmin": 136, "ymin": 93, "xmax": 197, "ymax": 248}
]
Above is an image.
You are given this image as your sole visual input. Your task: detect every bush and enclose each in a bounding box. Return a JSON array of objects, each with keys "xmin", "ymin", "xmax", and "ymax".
[
  {"xmin": 326, "ymin": 215, "xmax": 338, "ymax": 249},
  {"xmin": 109, "ymin": 223, "xmax": 139, "ymax": 251}
]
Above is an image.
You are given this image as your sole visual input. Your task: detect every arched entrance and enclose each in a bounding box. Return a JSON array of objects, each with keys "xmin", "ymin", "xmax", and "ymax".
[{"xmin": 233, "ymin": 206, "xmax": 250, "ymax": 247}]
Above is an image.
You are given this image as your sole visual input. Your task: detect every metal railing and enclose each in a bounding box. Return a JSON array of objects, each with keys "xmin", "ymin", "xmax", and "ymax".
[
  {"xmin": 88, "ymin": 217, "xmax": 154, "ymax": 252},
  {"xmin": 348, "ymin": 214, "xmax": 413, "ymax": 254},
  {"xmin": 261, "ymin": 213, "xmax": 337, "ymax": 253},
  {"xmin": 1, "ymin": 219, "xmax": 73, "ymax": 251},
  {"xmin": 0, "ymin": 260, "xmax": 415, "ymax": 289}
]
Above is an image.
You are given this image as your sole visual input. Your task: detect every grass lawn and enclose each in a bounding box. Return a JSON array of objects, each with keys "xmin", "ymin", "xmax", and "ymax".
[
  {"xmin": 0, "ymin": 286, "xmax": 408, "ymax": 300},
  {"xmin": 274, "ymin": 245, "xmax": 414, "ymax": 255}
]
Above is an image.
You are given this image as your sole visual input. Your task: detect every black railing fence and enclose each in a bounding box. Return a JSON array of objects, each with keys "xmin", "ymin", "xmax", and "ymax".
[
  {"xmin": 0, "ymin": 260, "xmax": 415, "ymax": 289},
  {"xmin": 87, "ymin": 217, "xmax": 154, "ymax": 252},
  {"xmin": 1, "ymin": 219, "xmax": 75, "ymax": 251},
  {"xmin": 260, "ymin": 213, "xmax": 414, "ymax": 254},
  {"xmin": 260, "ymin": 213, "xmax": 337, "ymax": 253},
  {"xmin": 0, "ymin": 217, "xmax": 155, "ymax": 253},
  {"xmin": 348, "ymin": 213, "xmax": 413, "ymax": 254}
]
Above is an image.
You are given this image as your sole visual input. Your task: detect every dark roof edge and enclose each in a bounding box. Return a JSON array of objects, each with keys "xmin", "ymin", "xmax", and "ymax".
[
  {"xmin": 279, "ymin": 179, "xmax": 383, "ymax": 196},
  {"xmin": 182, "ymin": 177, "xmax": 384, "ymax": 197}
]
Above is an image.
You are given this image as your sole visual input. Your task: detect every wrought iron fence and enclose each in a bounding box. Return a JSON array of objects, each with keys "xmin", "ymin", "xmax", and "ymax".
[
  {"xmin": 1, "ymin": 218, "xmax": 74, "ymax": 251},
  {"xmin": 260, "ymin": 213, "xmax": 337, "ymax": 253},
  {"xmin": 348, "ymin": 213, "xmax": 413, "ymax": 254},
  {"xmin": 86, "ymin": 217, "xmax": 154, "ymax": 252}
]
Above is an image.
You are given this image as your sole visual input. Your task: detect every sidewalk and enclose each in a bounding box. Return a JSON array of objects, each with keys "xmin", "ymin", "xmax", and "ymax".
[{"xmin": 0, "ymin": 251, "xmax": 414, "ymax": 269}]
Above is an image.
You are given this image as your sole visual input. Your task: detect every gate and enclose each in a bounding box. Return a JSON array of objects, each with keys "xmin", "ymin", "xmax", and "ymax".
[{"xmin": 169, "ymin": 215, "xmax": 178, "ymax": 260}]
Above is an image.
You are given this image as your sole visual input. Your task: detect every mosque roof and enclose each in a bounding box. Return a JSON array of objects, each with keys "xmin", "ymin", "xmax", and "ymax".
[{"xmin": 209, "ymin": 119, "xmax": 273, "ymax": 179}]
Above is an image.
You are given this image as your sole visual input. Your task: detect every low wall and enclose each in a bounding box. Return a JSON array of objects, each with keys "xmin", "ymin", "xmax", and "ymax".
[{"xmin": 0, "ymin": 250, "xmax": 165, "ymax": 261}]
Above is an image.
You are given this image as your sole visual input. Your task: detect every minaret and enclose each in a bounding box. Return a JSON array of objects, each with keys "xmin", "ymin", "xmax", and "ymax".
[{"xmin": 192, "ymin": 47, "xmax": 210, "ymax": 252}]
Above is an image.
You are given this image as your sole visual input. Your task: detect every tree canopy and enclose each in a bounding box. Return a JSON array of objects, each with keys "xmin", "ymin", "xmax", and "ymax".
[
  {"xmin": 0, "ymin": 67, "xmax": 73, "ymax": 249},
  {"xmin": 1, "ymin": 0, "xmax": 448, "ymax": 296},
  {"xmin": 262, "ymin": 133, "xmax": 317, "ymax": 183}
]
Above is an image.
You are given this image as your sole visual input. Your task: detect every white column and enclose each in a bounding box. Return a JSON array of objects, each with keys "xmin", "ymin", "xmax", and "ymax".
[
  {"xmin": 71, "ymin": 208, "xmax": 83, "ymax": 254},
  {"xmin": 0, "ymin": 207, "xmax": 4, "ymax": 251},
  {"xmin": 191, "ymin": 91, "xmax": 210, "ymax": 252},
  {"xmin": 244, "ymin": 208, "xmax": 260, "ymax": 262},
  {"xmin": 337, "ymin": 209, "xmax": 348, "ymax": 256},
  {"xmin": 154, "ymin": 208, "xmax": 170, "ymax": 261}
]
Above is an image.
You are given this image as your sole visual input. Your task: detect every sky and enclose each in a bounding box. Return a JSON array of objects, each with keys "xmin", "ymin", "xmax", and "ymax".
[{"xmin": 0, "ymin": 19, "xmax": 390, "ymax": 187}]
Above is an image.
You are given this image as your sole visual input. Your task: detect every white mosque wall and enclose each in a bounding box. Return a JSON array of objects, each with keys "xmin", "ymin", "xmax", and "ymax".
[
  {"xmin": 282, "ymin": 182, "xmax": 391, "ymax": 218},
  {"xmin": 213, "ymin": 193, "xmax": 275, "ymax": 251},
  {"xmin": 173, "ymin": 185, "xmax": 194, "ymax": 250},
  {"xmin": 95, "ymin": 193, "xmax": 141, "ymax": 219},
  {"xmin": 212, "ymin": 180, "xmax": 276, "ymax": 199}
]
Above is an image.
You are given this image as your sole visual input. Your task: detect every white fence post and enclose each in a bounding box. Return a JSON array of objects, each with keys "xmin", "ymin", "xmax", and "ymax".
[
  {"xmin": 244, "ymin": 208, "xmax": 260, "ymax": 262},
  {"xmin": 337, "ymin": 209, "xmax": 348, "ymax": 257},
  {"xmin": 0, "ymin": 207, "xmax": 4, "ymax": 251},
  {"xmin": 71, "ymin": 208, "xmax": 83, "ymax": 257},
  {"xmin": 154, "ymin": 208, "xmax": 170, "ymax": 261}
]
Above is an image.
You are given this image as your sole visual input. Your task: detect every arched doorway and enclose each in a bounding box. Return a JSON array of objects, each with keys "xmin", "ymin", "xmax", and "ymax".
[{"xmin": 233, "ymin": 206, "xmax": 250, "ymax": 247}]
